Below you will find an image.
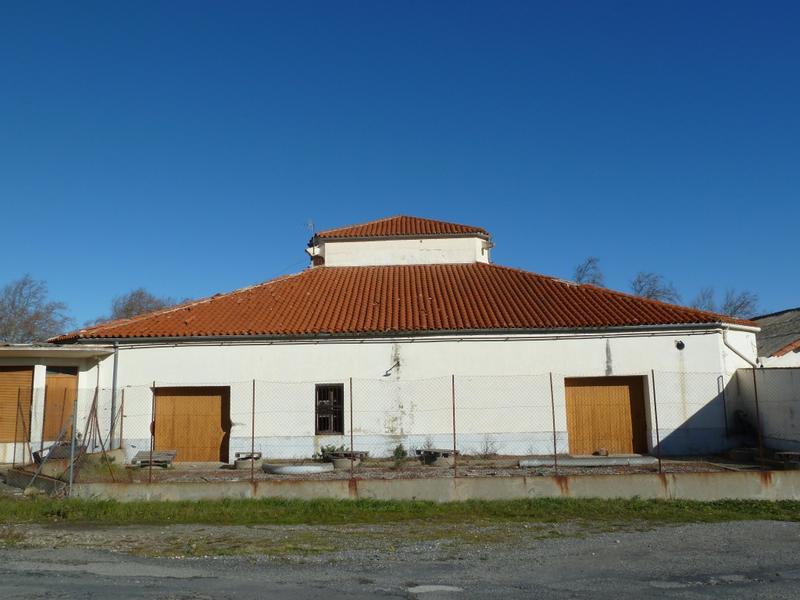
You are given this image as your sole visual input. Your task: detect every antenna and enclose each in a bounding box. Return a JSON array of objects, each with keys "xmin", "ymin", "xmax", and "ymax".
[{"xmin": 306, "ymin": 219, "xmax": 315, "ymax": 235}]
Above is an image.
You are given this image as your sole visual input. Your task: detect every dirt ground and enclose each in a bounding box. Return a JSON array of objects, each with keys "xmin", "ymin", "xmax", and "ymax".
[
  {"xmin": 112, "ymin": 457, "xmax": 754, "ymax": 482},
  {"xmin": 9, "ymin": 452, "xmax": 771, "ymax": 487}
]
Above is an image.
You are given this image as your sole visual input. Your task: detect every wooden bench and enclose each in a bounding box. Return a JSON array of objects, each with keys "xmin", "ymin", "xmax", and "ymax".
[
  {"xmin": 235, "ymin": 451, "xmax": 263, "ymax": 461},
  {"xmin": 328, "ymin": 450, "xmax": 369, "ymax": 461},
  {"xmin": 131, "ymin": 450, "xmax": 177, "ymax": 468}
]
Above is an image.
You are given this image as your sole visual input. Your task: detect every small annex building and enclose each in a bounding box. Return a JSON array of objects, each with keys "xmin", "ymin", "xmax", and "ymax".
[
  {"xmin": 753, "ymin": 308, "xmax": 800, "ymax": 367},
  {"xmin": 0, "ymin": 216, "xmax": 759, "ymax": 463}
]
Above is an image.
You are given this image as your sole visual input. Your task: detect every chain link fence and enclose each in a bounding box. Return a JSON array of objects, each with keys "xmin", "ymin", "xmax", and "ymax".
[{"xmin": 6, "ymin": 368, "xmax": 799, "ymax": 487}]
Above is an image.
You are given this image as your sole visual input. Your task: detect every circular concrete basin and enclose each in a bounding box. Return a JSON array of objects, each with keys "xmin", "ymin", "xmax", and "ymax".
[{"xmin": 262, "ymin": 463, "xmax": 334, "ymax": 475}]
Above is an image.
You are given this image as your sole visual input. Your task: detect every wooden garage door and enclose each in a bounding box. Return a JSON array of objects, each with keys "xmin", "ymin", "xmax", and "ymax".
[
  {"xmin": 0, "ymin": 366, "xmax": 33, "ymax": 443},
  {"xmin": 43, "ymin": 367, "xmax": 78, "ymax": 441},
  {"xmin": 154, "ymin": 387, "xmax": 230, "ymax": 462},
  {"xmin": 565, "ymin": 376, "xmax": 647, "ymax": 455}
]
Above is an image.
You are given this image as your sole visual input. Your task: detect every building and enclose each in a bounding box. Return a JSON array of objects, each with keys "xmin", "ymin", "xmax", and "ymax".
[
  {"xmin": 753, "ymin": 308, "xmax": 800, "ymax": 367},
  {"xmin": 0, "ymin": 216, "xmax": 759, "ymax": 463}
]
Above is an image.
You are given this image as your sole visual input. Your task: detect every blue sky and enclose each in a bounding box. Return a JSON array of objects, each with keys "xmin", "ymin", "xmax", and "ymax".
[{"xmin": 1, "ymin": 1, "xmax": 797, "ymax": 326}]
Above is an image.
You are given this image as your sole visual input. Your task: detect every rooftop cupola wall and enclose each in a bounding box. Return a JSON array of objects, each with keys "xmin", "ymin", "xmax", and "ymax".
[{"xmin": 305, "ymin": 216, "xmax": 493, "ymax": 267}]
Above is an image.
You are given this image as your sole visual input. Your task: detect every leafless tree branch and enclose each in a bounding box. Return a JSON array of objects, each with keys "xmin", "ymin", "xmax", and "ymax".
[
  {"xmin": 0, "ymin": 275, "xmax": 73, "ymax": 343},
  {"xmin": 573, "ymin": 256, "xmax": 605, "ymax": 286},
  {"xmin": 630, "ymin": 272, "xmax": 680, "ymax": 303}
]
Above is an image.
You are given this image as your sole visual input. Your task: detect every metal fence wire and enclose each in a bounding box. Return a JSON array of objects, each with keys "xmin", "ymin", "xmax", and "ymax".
[{"xmin": 6, "ymin": 368, "xmax": 800, "ymax": 487}]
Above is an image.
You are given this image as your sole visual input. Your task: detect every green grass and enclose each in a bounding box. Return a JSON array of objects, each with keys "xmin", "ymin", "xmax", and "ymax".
[{"xmin": 1, "ymin": 496, "xmax": 798, "ymax": 527}]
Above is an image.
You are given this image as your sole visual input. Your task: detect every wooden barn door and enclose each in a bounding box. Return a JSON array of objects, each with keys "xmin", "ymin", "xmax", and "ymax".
[
  {"xmin": 565, "ymin": 376, "xmax": 647, "ymax": 455},
  {"xmin": 154, "ymin": 387, "xmax": 230, "ymax": 462},
  {"xmin": 0, "ymin": 366, "xmax": 33, "ymax": 443},
  {"xmin": 43, "ymin": 367, "xmax": 78, "ymax": 440}
]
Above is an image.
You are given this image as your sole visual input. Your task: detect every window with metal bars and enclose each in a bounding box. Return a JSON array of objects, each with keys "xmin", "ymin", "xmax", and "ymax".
[{"xmin": 315, "ymin": 384, "xmax": 344, "ymax": 435}]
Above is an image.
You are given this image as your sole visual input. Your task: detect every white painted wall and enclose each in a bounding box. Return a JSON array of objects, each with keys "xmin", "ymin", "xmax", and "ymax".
[
  {"xmin": 313, "ymin": 236, "xmax": 490, "ymax": 267},
  {"xmin": 2, "ymin": 328, "xmax": 758, "ymax": 463},
  {"xmin": 719, "ymin": 328, "xmax": 760, "ymax": 372},
  {"xmin": 761, "ymin": 351, "xmax": 800, "ymax": 368},
  {"xmin": 733, "ymin": 367, "xmax": 800, "ymax": 452},
  {"xmin": 96, "ymin": 328, "xmax": 753, "ymax": 460}
]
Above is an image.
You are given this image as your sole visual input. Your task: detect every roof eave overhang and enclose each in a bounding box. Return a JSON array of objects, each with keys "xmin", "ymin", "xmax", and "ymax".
[
  {"xmin": 60, "ymin": 321, "xmax": 758, "ymax": 346},
  {"xmin": 0, "ymin": 344, "xmax": 114, "ymax": 358}
]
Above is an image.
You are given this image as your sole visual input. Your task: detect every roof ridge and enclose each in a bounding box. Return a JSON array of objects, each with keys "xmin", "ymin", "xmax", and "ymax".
[
  {"xmin": 316, "ymin": 215, "xmax": 405, "ymax": 236},
  {"xmin": 314, "ymin": 215, "xmax": 488, "ymax": 239},
  {"xmin": 753, "ymin": 307, "xmax": 800, "ymax": 320}
]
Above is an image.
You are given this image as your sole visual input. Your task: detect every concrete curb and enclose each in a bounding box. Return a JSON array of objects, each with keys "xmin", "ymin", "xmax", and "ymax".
[{"xmin": 64, "ymin": 470, "xmax": 800, "ymax": 503}]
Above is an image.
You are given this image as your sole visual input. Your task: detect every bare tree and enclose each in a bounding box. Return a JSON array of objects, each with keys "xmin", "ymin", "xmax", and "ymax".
[
  {"xmin": 573, "ymin": 256, "xmax": 605, "ymax": 286},
  {"xmin": 0, "ymin": 275, "xmax": 73, "ymax": 343},
  {"xmin": 720, "ymin": 289, "xmax": 759, "ymax": 319},
  {"xmin": 91, "ymin": 288, "xmax": 177, "ymax": 324},
  {"xmin": 690, "ymin": 287, "xmax": 717, "ymax": 312},
  {"xmin": 630, "ymin": 272, "xmax": 680, "ymax": 303}
]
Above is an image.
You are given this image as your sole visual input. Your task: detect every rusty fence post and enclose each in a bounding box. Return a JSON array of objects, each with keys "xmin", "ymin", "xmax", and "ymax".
[
  {"xmin": 12, "ymin": 388, "xmax": 20, "ymax": 469},
  {"xmin": 650, "ymin": 369, "xmax": 663, "ymax": 474},
  {"xmin": 548, "ymin": 372, "xmax": 558, "ymax": 475},
  {"xmin": 118, "ymin": 389, "xmax": 126, "ymax": 450},
  {"xmin": 751, "ymin": 367, "xmax": 764, "ymax": 461},
  {"xmin": 40, "ymin": 386, "xmax": 50, "ymax": 455},
  {"xmin": 251, "ymin": 379, "xmax": 256, "ymax": 483},
  {"xmin": 718, "ymin": 375, "xmax": 729, "ymax": 440},
  {"xmin": 349, "ymin": 377, "xmax": 354, "ymax": 479},
  {"xmin": 149, "ymin": 381, "xmax": 156, "ymax": 484},
  {"xmin": 451, "ymin": 374, "xmax": 458, "ymax": 479},
  {"xmin": 67, "ymin": 390, "xmax": 80, "ymax": 497}
]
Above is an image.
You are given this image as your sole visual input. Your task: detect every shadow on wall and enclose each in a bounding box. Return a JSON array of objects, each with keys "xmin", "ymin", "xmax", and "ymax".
[
  {"xmin": 730, "ymin": 367, "xmax": 800, "ymax": 453},
  {"xmin": 651, "ymin": 373, "xmax": 757, "ymax": 456}
]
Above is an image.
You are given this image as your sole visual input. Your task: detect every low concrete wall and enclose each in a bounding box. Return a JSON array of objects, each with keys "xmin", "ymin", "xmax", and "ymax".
[{"xmin": 68, "ymin": 471, "xmax": 800, "ymax": 502}]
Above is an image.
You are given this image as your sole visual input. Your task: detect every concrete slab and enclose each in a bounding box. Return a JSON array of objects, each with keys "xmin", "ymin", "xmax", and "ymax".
[{"xmin": 519, "ymin": 456, "xmax": 658, "ymax": 468}]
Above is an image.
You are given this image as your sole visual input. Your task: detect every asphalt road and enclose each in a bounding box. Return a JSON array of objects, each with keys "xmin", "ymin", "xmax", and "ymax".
[{"xmin": 1, "ymin": 520, "xmax": 799, "ymax": 599}]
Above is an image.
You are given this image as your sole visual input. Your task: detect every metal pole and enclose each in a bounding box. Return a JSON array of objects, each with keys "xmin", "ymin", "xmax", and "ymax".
[
  {"xmin": 40, "ymin": 386, "xmax": 50, "ymax": 455},
  {"xmin": 751, "ymin": 367, "xmax": 764, "ymax": 461},
  {"xmin": 67, "ymin": 391, "xmax": 79, "ymax": 497},
  {"xmin": 718, "ymin": 375, "xmax": 729, "ymax": 439},
  {"xmin": 548, "ymin": 372, "xmax": 558, "ymax": 475},
  {"xmin": 149, "ymin": 381, "xmax": 156, "ymax": 484},
  {"xmin": 650, "ymin": 369, "xmax": 663, "ymax": 474},
  {"xmin": 12, "ymin": 388, "xmax": 20, "ymax": 468},
  {"xmin": 109, "ymin": 342, "xmax": 119, "ymax": 448},
  {"xmin": 251, "ymin": 379, "xmax": 256, "ymax": 483},
  {"xmin": 119, "ymin": 389, "xmax": 126, "ymax": 449},
  {"xmin": 349, "ymin": 377, "xmax": 354, "ymax": 479},
  {"xmin": 451, "ymin": 374, "xmax": 457, "ymax": 478}
]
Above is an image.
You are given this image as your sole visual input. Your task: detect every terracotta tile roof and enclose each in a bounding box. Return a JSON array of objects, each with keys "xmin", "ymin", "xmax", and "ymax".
[
  {"xmin": 313, "ymin": 215, "xmax": 490, "ymax": 240},
  {"xmin": 51, "ymin": 264, "xmax": 753, "ymax": 342}
]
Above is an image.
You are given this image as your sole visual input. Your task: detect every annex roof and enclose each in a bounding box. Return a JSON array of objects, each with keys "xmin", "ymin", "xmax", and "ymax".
[
  {"xmin": 312, "ymin": 215, "xmax": 490, "ymax": 241},
  {"xmin": 753, "ymin": 307, "xmax": 800, "ymax": 357},
  {"xmin": 51, "ymin": 263, "xmax": 753, "ymax": 343}
]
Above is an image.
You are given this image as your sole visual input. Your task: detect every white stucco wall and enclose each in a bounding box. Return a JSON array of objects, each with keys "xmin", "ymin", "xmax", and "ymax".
[
  {"xmin": 761, "ymin": 350, "xmax": 800, "ymax": 368},
  {"xmin": 314, "ymin": 236, "xmax": 490, "ymax": 266},
  {"xmin": 733, "ymin": 367, "xmax": 800, "ymax": 452},
  {"xmin": 99, "ymin": 328, "xmax": 753, "ymax": 459},
  {"xmin": 2, "ymin": 327, "xmax": 759, "ymax": 463}
]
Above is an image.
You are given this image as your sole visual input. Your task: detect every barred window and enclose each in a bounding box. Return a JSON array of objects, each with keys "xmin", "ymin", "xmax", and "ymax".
[{"xmin": 315, "ymin": 384, "xmax": 344, "ymax": 435}]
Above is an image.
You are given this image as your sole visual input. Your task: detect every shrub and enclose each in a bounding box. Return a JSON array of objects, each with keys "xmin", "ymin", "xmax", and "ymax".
[{"xmin": 392, "ymin": 444, "xmax": 408, "ymax": 460}]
